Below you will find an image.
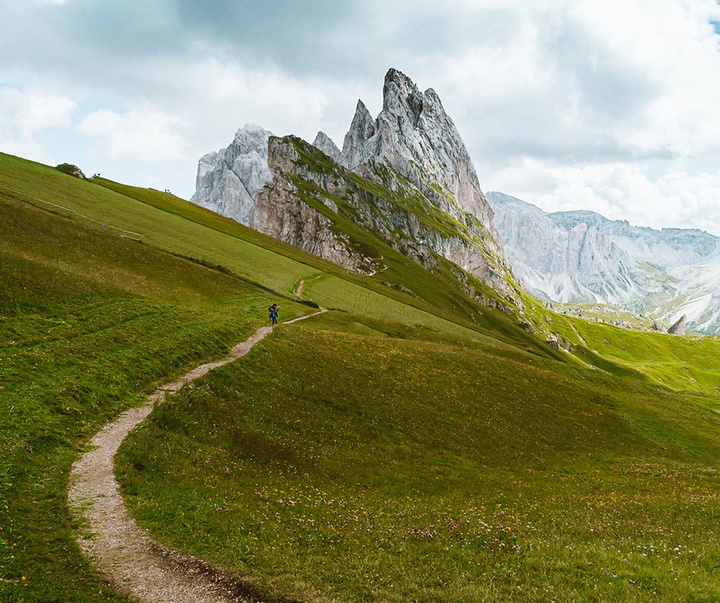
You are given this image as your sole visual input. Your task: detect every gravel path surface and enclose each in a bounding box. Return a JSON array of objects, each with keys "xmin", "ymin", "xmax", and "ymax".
[{"xmin": 69, "ymin": 310, "xmax": 324, "ymax": 603}]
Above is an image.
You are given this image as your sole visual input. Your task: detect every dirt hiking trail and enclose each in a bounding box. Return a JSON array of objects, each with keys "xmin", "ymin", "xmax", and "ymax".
[{"xmin": 69, "ymin": 310, "xmax": 325, "ymax": 603}]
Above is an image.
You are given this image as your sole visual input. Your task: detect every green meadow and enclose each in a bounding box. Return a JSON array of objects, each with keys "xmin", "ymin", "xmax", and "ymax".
[
  {"xmin": 2, "ymin": 153, "xmax": 719, "ymax": 602},
  {"xmin": 0, "ymin": 156, "xmax": 312, "ymax": 601},
  {"xmin": 117, "ymin": 316, "xmax": 720, "ymax": 602},
  {"xmin": 0, "ymin": 153, "xmax": 321, "ymax": 296}
]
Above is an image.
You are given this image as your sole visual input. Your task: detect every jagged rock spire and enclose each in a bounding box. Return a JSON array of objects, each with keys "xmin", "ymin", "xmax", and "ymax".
[
  {"xmin": 312, "ymin": 131, "xmax": 341, "ymax": 163},
  {"xmin": 668, "ymin": 314, "xmax": 687, "ymax": 335},
  {"xmin": 191, "ymin": 124, "xmax": 272, "ymax": 226},
  {"xmin": 340, "ymin": 68, "xmax": 497, "ymax": 235},
  {"xmin": 340, "ymin": 100, "xmax": 377, "ymax": 168},
  {"xmin": 190, "ymin": 69, "xmax": 513, "ymax": 295}
]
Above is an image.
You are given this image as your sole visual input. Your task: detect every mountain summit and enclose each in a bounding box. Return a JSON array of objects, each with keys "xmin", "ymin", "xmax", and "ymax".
[
  {"xmin": 339, "ymin": 69, "xmax": 496, "ymax": 230},
  {"xmin": 191, "ymin": 69, "xmax": 518, "ymax": 306}
]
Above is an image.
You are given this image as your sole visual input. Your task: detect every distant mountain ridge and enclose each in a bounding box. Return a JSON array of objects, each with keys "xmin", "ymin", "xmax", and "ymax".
[
  {"xmin": 191, "ymin": 69, "xmax": 518, "ymax": 305},
  {"xmin": 487, "ymin": 191, "xmax": 720, "ymax": 334},
  {"xmin": 190, "ymin": 69, "xmax": 719, "ymax": 335}
]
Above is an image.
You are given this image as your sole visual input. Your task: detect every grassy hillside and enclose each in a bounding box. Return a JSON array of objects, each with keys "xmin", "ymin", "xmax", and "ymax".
[
  {"xmin": 118, "ymin": 314, "xmax": 720, "ymax": 602},
  {"xmin": 87, "ymin": 165, "xmax": 564, "ymax": 359},
  {"xmin": 2, "ymin": 152, "xmax": 719, "ymax": 602},
  {"xmin": 0, "ymin": 153, "xmax": 321, "ymax": 295},
  {"xmin": 0, "ymin": 186, "xmax": 314, "ymax": 600},
  {"xmin": 0, "ymin": 153, "xmax": 556, "ymax": 358},
  {"xmin": 0, "ymin": 152, "xmax": 543, "ymax": 601},
  {"xmin": 275, "ymin": 137, "xmax": 521, "ymax": 322},
  {"xmin": 542, "ymin": 304, "xmax": 720, "ymax": 398}
]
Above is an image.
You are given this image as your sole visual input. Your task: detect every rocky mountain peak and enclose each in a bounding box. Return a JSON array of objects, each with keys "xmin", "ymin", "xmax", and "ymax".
[
  {"xmin": 340, "ymin": 69, "xmax": 497, "ymax": 234},
  {"xmin": 487, "ymin": 191, "xmax": 720, "ymax": 334},
  {"xmin": 191, "ymin": 124, "xmax": 272, "ymax": 225},
  {"xmin": 668, "ymin": 314, "xmax": 687, "ymax": 335},
  {"xmin": 190, "ymin": 69, "xmax": 515, "ymax": 301},
  {"xmin": 380, "ymin": 68, "xmax": 445, "ymax": 127},
  {"xmin": 340, "ymin": 100, "xmax": 377, "ymax": 169},
  {"xmin": 312, "ymin": 131, "xmax": 341, "ymax": 163},
  {"xmin": 382, "ymin": 68, "xmax": 426, "ymax": 123}
]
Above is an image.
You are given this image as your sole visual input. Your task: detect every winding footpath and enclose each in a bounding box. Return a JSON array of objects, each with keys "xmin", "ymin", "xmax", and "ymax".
[{"xmin": 68, "ymin": 310, "xmax": 325, "ymax": 603}]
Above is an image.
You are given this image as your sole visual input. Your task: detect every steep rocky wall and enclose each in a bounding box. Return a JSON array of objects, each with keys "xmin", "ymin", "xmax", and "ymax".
[
  {"xmin": 189, "ymin": 69, "xmax": 519, "ymax": 302},
  {"xmin": 340, "ymin": 69, "xmax": 498, "ymax": 236},
  {"xmin": 488, "ymin": 190, "xmax": 720, "ymax": 333},
  {"xmin": 260, "ymin": 136, "xmax": 516, "ymax": 297},
  {"xmin": 191, "ymin": 124, "xmax": 273, "ymax": 225},
  {"xmin": 252, "ymin": 138, "xmax": 378, "ymax": 275}
]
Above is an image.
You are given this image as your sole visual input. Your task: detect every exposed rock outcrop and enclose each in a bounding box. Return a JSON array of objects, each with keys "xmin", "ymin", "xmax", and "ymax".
[
  {"xmin": 340, "ymin": 100, "xmax": 376, "ymax": 168},
  {"xmin": 341, "ymin": 69, "xmax": 500, "ymax": 245},
  {"xmin": 668, "ymin": 315, "xmax": 687, "ymax": 335},
  {"xmin": 56, "ymin": 163, "xmax": 86, "ymax": 179},
  {"xmin": 253, "ymin": 136, "xmax": 378, "ymax": 275},
  {"xmin": 190, "ymin": 69, "xmax": 517, "ymax": 300},
  {"xmin": 312, "ymin": 131, "xmax": 341, "ymax": 164},
  {"xmin": 488, "ymin": 191, "xmax": 720, "ymax": 334},
  {"xmin": 191, "ymin": 124, "xmax": 272, "ymax": 225}
]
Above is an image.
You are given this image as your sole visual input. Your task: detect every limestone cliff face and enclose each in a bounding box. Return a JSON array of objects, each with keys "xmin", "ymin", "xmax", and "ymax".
[
  {"xmin": 191, "ymin": 124, "xmax": 272, "ymax": 225},
  {"xmin": 190, "ymin": 69, "xmax": 517, "ymax": 299},
  {"xmin": 255, "ymin": 134, "xmax": 515, "ymax": 296},
  {"xmin": 488, "ymin": 191, "xmax": 720, "ymax": 334},
  {"xmin": 252, "ymin": 137, "xmax": 377, "ymax": 275},
  {"xmin": 312, "ymin": 131, "xmax": 341, "ymax": 164},
  {"xmin": 340, "ymin": 100, "xmax": 376, "ymax": 168},
  {"xmin": 341, "ymin": 69, "xmax": 499, "ymax": 241}
]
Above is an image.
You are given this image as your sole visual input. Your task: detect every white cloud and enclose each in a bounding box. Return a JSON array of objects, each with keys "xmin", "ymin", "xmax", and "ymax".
[
  {"xmin": 79, "ymin": 106, "xmax": 190, "ymax": 164},
  {"xmin": 129, "ymin": 56, "xmax": 369, "ymax": 195},
  {"xmin": 488, "ymin": 159, "xmax": 720, "ymax": 236},
  {"xmin": 0, "ymin": 87, "xmax": 77, "ymax": 132},
  {"xmin": 178, "ymin": 58, "xmax": 331, "ymax": 142},
  {"xmin": 0, "ymin": 87, "xmax": 77, "ymax": 163},
  {"xmin": 424, "ymin": 0, "xmax": 720, "ymax": 159},
  {"xmin": 4, "ymin": 0, "xmax": 720, "ymax": 233},
  {"xmin": 570, "ymin": 0, "xmax": 720, "ymax": 156},
  {"xmin": 420, "ymin": 0, "xmax": 720, "ymax": 236}
]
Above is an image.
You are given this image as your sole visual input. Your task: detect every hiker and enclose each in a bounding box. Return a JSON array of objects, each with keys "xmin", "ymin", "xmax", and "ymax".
[{"xmin": 268, "ymin": 303, "xmax": 279, "ymax": 325}]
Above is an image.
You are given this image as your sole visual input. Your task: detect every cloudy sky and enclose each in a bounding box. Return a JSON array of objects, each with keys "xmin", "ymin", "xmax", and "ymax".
[{"xmin": 3, "ymin": 0, "xmax": 720, "ymax": 235}]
